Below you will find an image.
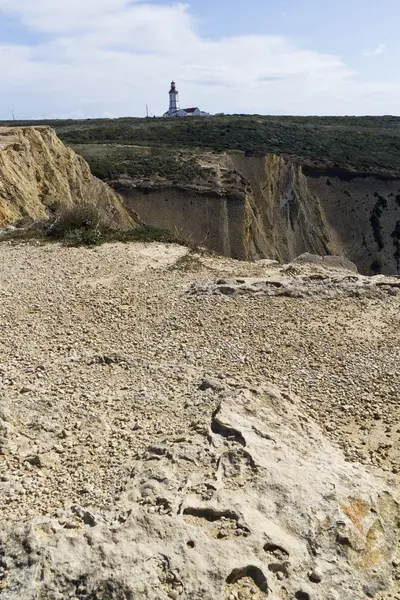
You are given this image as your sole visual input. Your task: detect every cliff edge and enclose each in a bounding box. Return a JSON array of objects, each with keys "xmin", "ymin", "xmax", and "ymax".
[
  {"xmin": 0, "ymin": 127, "xmax": 133, "ymax": 230},
  {"xmin": 109, "ymin": 151, "xmax": 400, "ymax": 275}
]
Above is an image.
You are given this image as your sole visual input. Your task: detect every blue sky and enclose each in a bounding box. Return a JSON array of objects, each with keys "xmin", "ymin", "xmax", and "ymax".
[{"xmin": 0, "ymin": 0, "xmax": 399, "ymax": 118}]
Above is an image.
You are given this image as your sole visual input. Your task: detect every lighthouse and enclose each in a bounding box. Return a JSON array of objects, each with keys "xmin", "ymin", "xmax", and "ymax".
[
  {"xmin": 163, "ymin": 80, "xmax": 210, "ymax": 117},
  {"xmin": 169, "ymin": 81, "xmax": 180, "ymax": 115}
]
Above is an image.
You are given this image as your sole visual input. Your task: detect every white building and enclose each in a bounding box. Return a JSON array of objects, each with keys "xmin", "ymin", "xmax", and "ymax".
[{"xmin": 163, "ymin": 81, "xmax": 210, "ymax": 117}]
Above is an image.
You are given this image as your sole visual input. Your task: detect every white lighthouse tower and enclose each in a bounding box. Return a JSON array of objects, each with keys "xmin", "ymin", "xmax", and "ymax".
[
  {"xmin": 168, "ymin": 81, "xmax": 180, "ymax": 115},
  {"xmin": 163, "ymin": 80, "xmax": 210, "ymax": 117}
]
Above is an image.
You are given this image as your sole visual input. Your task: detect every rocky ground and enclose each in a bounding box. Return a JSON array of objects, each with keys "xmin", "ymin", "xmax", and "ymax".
[{"xmin": 0, "ymin": 240, "xmax": 399, "ymax": 599}]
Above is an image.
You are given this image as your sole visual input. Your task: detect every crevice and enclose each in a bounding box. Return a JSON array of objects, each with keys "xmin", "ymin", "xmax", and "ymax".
[
  {"xmin": 264, "ymin": 543, "xmax": 290, "ymax": 559},
  {"xmin": 391, "ymin": 220, "xmax": 400, "ymax": 271},
  {"xmin": 226, "ymin": 566, "xmax": 269, "ymax": 593},
  {"xmin": 370, "ymin": 194, "xmax": 387, "ymax": 251},
  {"xmin": 155, "ymin": 497, "xmax": 172, "ymax": 513},
  {"xmin": 252, "ymin": 426, "xmax": 275, "ymax": 443},
  {"xmin": 268, "ymin": 563, "xmax": 288, "ymax": 577},
  {"xmin": 211, "ymin": 406, "xmax": 246, "ymax": 447},
  {"xmin": 144, "ymin": 445, "xmax": 174, "ymax": 461},
  {"xmin": 183, "ymin": 507, "xmax": 239, "ymax": 523},
  {"xmin": 88, "ymin": 353, "xmax": 127, "ymax": 366}
]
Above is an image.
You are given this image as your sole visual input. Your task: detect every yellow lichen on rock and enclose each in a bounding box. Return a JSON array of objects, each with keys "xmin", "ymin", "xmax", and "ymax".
[
  {"xmin": 0, "ymin": 126, "xmax": 134, "ymax": 229},
  {"xmin": 340, "ymin": 494, "xmax": 398, "ymax": 570}
]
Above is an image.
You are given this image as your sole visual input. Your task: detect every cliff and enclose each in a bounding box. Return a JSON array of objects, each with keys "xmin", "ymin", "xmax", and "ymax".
[
  {"xmin": 1, "ymin": 119, "xmax": 397, "ymax": 275},
  {"xmin": 0, "ymin": 127, "xmax": 133, "ymax": 230},
  {"xmin": 305, "ymin": 168, "xmax": 400, "ymax": 275},
  {"xmin": 111, "ymin": 151, "xmax": 400, "ymax": 275}
]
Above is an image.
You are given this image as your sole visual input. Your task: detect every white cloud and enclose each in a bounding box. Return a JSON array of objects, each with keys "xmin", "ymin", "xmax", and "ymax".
[
  {"xmin": 0, "ymin": 2, "xmax": 397, "ymax": 118},
  {"xmin": 0, "ymin": 0, "xmax": 139, "ymax": 32},
  {"xmin": 363, "ymin": 44, "xmax": 387, "ymax": 57}
]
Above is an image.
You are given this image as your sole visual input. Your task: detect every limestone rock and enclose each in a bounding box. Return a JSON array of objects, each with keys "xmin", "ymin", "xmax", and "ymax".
[
  {"xmin": 290, "ymin": 253, "xmax": 359, "ymax": 273},
  {"xmin": 186, "ymin": 272, "xmax": 400, "ymax": 299},
  {"xmin": 0, "ymin": 384, "xmax": 397, "ymax": 599}
]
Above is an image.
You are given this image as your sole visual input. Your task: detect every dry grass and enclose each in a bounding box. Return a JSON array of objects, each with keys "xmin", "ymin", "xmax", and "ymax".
[{"xmin": 0, "ymin": 203, "xmax": 203, "ymax": 249}]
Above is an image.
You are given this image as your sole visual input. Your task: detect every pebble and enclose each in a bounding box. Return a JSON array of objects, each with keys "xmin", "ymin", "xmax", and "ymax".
[
  {"xmin": 309, "ymin": 567, "xmax": 323, "ymax": 583},
  {"xmin": 19, "ymin": 386, "xmax": 33, "ymax": 394},
  {"xmin": 217, "ymin": 529, "xmax": 229, "ymax": 539}
]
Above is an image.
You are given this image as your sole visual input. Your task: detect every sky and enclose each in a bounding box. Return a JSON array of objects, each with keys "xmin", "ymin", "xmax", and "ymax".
[{"xmin": 0, "ymin": 0, "xmax": 399, "ymax": 119}]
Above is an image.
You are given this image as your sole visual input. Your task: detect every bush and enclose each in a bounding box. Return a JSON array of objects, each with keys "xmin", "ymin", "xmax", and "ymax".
[
  {"xmin": 63, "ymin": 227, "xmax": 102, "ymax": 247},
  {"xmin": 1, "ymin": 201, "xmax": 202, "ymax": 250},
  {"xmin": 47, "ymin": 201, "xmax": 106, "ymax": 246},
  {"xmin": 46, "ymin": 203, "xmax": 190, "ymax": 248}
]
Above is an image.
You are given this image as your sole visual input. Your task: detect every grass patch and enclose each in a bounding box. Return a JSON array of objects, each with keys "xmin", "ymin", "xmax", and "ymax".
[
  {"xmin": 0, "ymin": 222, "xmax": 50, "ymax": 244},
  {"xmin": 44, "ymin": 200, "xmax": 116, "ymax": 247},
  {"xmin": 48, "ymin": 201, "xmax": 107, "ymax": 238}
]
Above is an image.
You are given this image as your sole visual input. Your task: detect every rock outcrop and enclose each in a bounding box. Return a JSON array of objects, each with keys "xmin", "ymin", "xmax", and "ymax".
[
  {"xmin": 111, "ymin": 152, "xmax": 400, "ymax": 275},
  {"xmin": 0, "ymin": 383, "xmax": 398, "ymax": 600},
  {"xmin": 0, "ymin": 127, "xmax": 133, "ymax": 230},
  {"xmin": 186, "ymin": 254, "xmax": 400, "ymax": 300}
]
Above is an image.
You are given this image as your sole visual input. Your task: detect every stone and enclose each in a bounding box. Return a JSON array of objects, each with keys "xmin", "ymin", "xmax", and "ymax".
[
  {"xmin": 255, "ymin": 259, "xmax": 279, "ymax": 267},
  {"xmin": 19, "ymin": 386, "xmax": 33, "ymax": 394},
  {"xmin": 186, "ymin": 272, "xmax": 400, "ymax": 300},
  {"xmin": 0, "ymin": 407, "xmax": 11, "ymax": 421},
  {"xmin": 309, "ymin": 567, "xmax": 323, "ymax": 583},
  {"xmin": 0, "ymin": 384, "xmax": 397, "ymax": 600},
  {"xmin": 199, "ymin": 377, "xmax": 225, "ymax": 392},
  {"xmin": 290, "ymin": 253, "xmax": 359, "ymax": 273}
]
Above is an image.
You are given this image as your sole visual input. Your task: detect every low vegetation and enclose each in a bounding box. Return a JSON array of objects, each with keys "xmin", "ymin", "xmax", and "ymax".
[
  {"xmin": 70, "ymin": 144, "xmax": 214, "ymax": 182},
  {"xmin": 3, "ymin": 115, "xmax": 400, "ymax": 177},
  {"xmin": 0, "ymin": 202, "xmax": 195, "ymax": 248},
  {"xmin": 47, "ymin": 201, "xmax": 109, "ymax": 245}
]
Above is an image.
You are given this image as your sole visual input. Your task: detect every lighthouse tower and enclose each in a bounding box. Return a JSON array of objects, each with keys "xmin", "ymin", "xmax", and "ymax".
[
  {"xmin": 163, "ymin": 80, "xmax": 210, "ymax": 117},
  {"xmin": 169, "ymin": 81, "xmax": 180, "ymax": 115}
]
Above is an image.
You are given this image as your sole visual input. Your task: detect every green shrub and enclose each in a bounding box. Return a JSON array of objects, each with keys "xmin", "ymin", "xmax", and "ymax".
[
  {"xmin": 49, "ymin": 202, "xmax": 100, "ymax": 235},
  {"xmin": 63, "ymin": 227, "xmax": 102, "ymax": 247},
  {"xmin": 47, "ymin": 201, "xmax": 108, "ymax": 246}
]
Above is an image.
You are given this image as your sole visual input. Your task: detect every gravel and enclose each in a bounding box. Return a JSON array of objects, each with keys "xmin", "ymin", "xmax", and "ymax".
[{"xmin": 0, "ymin": 239, "xmax": 399, "ymax": 531}]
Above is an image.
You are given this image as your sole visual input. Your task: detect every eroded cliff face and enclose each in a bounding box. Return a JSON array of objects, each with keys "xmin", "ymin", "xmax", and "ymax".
[
  {"xmin": 112, "ymin": 152, "xmax": 400, "ymax": 274},
  {"xmin": 231, "ymin": 154, "xmax": 335, "ymax": 262},
  {"xmin": 305, "ymin": 170, "xmax": 400, "ymax": 275},
  {"xmin": 112, "ymin": 153, "xmax": 334, "ymax": 264},
  {"xmin": 0, "ymin": 127, "xmax": 133, "ymax": 229}
]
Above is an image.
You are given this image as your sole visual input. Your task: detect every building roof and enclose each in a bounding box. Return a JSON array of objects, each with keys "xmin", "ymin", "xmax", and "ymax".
[{"xmin": 183, "ymin": 107, "xmax": 198, "ymax": 113}]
